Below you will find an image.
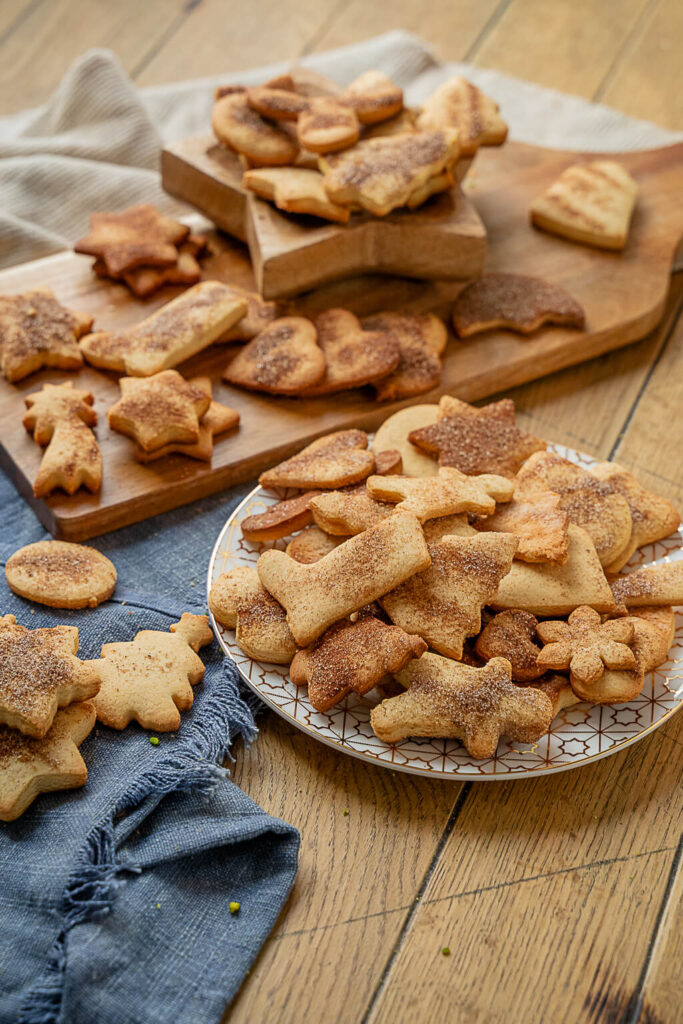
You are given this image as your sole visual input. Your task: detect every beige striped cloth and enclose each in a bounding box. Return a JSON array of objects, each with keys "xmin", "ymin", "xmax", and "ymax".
[{"xmin": 1, "ymin": 30, "xmax": 680, "ymax": 270}]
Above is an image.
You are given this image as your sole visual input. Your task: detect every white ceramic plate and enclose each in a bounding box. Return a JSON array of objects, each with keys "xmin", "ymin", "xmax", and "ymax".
[{"xmin": 207, "ymin": 443, "xmax": 683, "ymax": 779}]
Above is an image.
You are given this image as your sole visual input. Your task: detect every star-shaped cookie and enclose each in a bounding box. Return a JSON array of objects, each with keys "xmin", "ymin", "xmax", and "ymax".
[
  {"xmin": 408, "ymin": 396, "xmax": 546, "ymax": 477},
  {"xmin": 74, "ymin": 203, "xmax": 190, "ymax": 275},
  {"xmin": 290, "ymin": 614, "xmax": 426, "ymax": 712},
  {"xmin": 381, "ymin": 532, "xmax": 518, "ymax": 659},
  {"xmin": 92, "ymin": 614, "xmax": 213, "ymax": 731},
  {"xmin": 134, "ymin": 377, "xmax": 239, "ymax": 462},
  {"xmin": 0, "ymin": 701, "xmax": 96, "ymax": 821},
  {"xmin": 366, "ymin": 465, "xmax": 514, "ymax": 521},
  {"xmin": 108, "ymin": 370, "xmax": 211, "ymax": 452},
  {"xmin": 0, "ymin": 289, "xmax": 92, "ymax": 382},
  {"xmin": 370, "ymin": 654, "xmax": 553, "ymax": 759},
  {"xmin": 536, "ymin": 606, "xmax": 636, "ymax": 686},
  {"xmin": 0, "ymin": 616, "xmax": 101, "ymax": 738}
]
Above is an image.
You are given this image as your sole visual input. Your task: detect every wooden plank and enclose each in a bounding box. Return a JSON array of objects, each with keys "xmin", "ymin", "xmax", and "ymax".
[
  {"xmin": 0, "ymin": 0, "xmax": 187, "ymax": 115},
  {"xmin": 637, "ymin": 846, "xmax": 683, "ymax": 1022},
  {"xmin": 473, "ymin": 0, "xmax": 653, "ymax": 97},
  {"xmin": 2, "ymin": 141, "xmax": 681, "ymax": 541},
  {"xmin": 309, "ymin": 0, "xmax": 502, "ymax": 59},
  {"xmin": 598, "ymin": 0, "xmax": 683, "ymax": 130},
  {"xmin": 226, "ymin": 713, "xmax": 459, "ymax": 1024},
  {"xmin": 134, "ymin": 0, "xmax": 343, "ymax": 89},
  {"xmin": 364, "ymin": 713, "xmax": 683, "ymax": 1023},
  {"xmin": 610, "ymin": 303, "xmax": 683, "ymax": 506}
]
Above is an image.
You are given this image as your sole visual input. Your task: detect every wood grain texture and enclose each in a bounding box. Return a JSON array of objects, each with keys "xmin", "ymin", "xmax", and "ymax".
[
  {"xmin": 1, "ymin": 140, "xmax": 681, "ymax": 540},
  {"xmin": 365, "ymin": 714, "xmax": 683, "ymax": 1023}
]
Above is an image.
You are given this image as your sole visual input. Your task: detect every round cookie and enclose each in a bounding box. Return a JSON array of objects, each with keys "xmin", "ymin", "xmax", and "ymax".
[
  {"xmin": 371, "ymin": 404, "xmax": 439, "ymax": 478},
  {"xmin": 6, "ymin": 541, "xmax": 117, "ymax": 609}
]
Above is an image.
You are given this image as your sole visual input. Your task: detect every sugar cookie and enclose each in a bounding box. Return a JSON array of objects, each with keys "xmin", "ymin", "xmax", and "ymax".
[{"xmin": 6, "ymin": 541, "xmax": 116, "ymax": 609}]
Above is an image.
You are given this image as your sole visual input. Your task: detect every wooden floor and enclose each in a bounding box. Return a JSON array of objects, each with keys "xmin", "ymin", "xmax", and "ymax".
[{"xmin": 2, "ymin": 2, "xmax": 682, "ymax": 1022}]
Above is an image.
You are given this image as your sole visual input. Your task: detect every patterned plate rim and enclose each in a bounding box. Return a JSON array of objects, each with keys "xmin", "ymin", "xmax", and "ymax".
[{"xmin": 207, "ymin": 444, "xmax": 683, "ymax": 780}]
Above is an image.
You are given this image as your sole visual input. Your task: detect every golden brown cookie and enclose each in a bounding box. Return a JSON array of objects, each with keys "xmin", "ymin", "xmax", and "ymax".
[
  {"xmin": 609, "ymin": 563, "xmax": 683, "ymax": 608},
  {"xmin": 475, "ymin": 610, "xmax": 545, "ymax": 682},
  {"xmin": 530, "ymin": 160, "xmax": 638, "ymax": 251},
  {"xmin": 259, "ymin": 429, "xmax": 375, "ymax": 490},
  {"xmin": 80, "ymin": 281, "xmax": 247, "ymax": 376},
  {"xmin": 299, "ymin": 309, "xmax": 400, "ymax": 396},
  {"xmin": 241, "ymin": 490, "xmax": 321, "ymax": 543},
  {"xmin": 208, "ymin": 567, "xmax": 297, "ymax": 664},
  {"xmin": 5, "ymin": 541, "xmax": 116, "ymax": 609},
  {"xmin": 360, "ymin": 311, "xmax": 447, "ymax": 401},
  {"xmin": 92, "ymin": 614, "xmax": 212, "ymax": 731},
  {"xmin": 0, "ymin": 617, "xmax": 100, "ymax": 738},
  {"xmin": 212, "ymin": 91, "xmax": 298, "ymax": 166},
  {"xmin": 0, "ymin": 701, "xmax": 96, "ymax": 822},
  {"xmin": 257, "ymin": 512, "xmax": 431, "ymax": 646},
  {"xmin": 589, "ymin": 462, "xmax": 680, "ymax": 571},
  {"xmin": 297, "ymin": 98, "xmax": 360, "ymax": 154},
  {"xmin": 0, "ymin": 289, "xmax": 91, "ymax": 383},
  {"xmin": 366, "ymin": 465, "xmax": 514, "ymax": 521},
  {"xmin": 371, "ymin": 405, "xmax": 440, "ymax": 478},
  {"xmin": 530, "ymin": 675, "xmax": 580, "ymax": 717},
  {"xmin": 371, "ymin": 654, "xmax": 553, "ymax": 758},
  {"xmin": 319, "ymin": 129, "xmax": 460, "ymax": 216},
  {"xmin": 569, "ymin": 610, "xmax": 669, "ymax": 705},
  {"xmin": 246, "ymin": 84, "xmax": 310, "ymax": 120},
  {"xmin": 516, "ymin": 451, "xmax": 633, "ymax": 567},
  {"xmin": 113, "ymin": 235, "xmax": 209, "ymax": 298},
  {"xmin": 286, "ymin": 526, "xmax": 343, "ymax": 563},
  {"xmin": 243, "ymin": 166, "xmax": 351, "ymax": 223},
  {"xmin": 346, "ymin": 70, "xmax": 403, "ymax": 125},
  {"xmin": 290, "ymin": 614, "xmax": 425, "ymax": 712},
  {"xmin": 74, "ymin": 203, "xmax": 190, "ymax": 276},
  {"xmin": 492, "ymin": 524, "xmax": 615, "ymax": 616},
  {"xmin": 537, "ymin": 606, "xmax": 636, "ymax": 686},
  {"xmin": 408, "ymin": 396, "xmax": 546, "ymax": 478},
  {"xmin": 108, "ymin": 370, "xmax": 210, "ymax": 452},
  {"xmin": 374, "ymin": 449, "xmax": 403, "ymax": 475},
  {"xmin": 23, "ymin": 382, "xmax": 102, "ymax": 498},
  {"xmin": 451, "ymin": 273, "xmax": 585, "ymax": 337},
  {"xmin": 220, "ymin": 287, "xmax": 281, "ymax": 342},
  {"xmin": 416, "ymin": 76, "xmax": 508, "ymax": 154},
  {"xmin": 381, "ymin": 531, "xmax": 518, "ymax": 659},
  {"xmin": 309, "ymin": 488, "xmax": 393, "ymax": 535},
  {"xmin": 134, "ymin": 377, "xmax": 239, "ymax": 463},
  {"xmin": 223, "ymin": 316, "xmax": 326, "ymax": 394},
  {"xmin": 474, "ymin": 488, "xmax": 570, "ymax": 563}
]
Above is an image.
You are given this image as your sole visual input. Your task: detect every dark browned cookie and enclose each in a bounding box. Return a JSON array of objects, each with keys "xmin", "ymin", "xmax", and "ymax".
[{"xmin": 452, "ymin": 273, "xmax": 585, "ymax": 337}]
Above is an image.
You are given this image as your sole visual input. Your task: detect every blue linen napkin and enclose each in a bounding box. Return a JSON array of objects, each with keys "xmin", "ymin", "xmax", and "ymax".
[{"xmin": 0, "ymin": 471, "xmax": 300, "ymax": 1024}]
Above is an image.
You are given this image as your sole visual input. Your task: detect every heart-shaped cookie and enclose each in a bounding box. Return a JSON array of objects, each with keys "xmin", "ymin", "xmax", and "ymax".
[
  {"xmin": 300, "ymin": 309, "xmax": 400, "ymax": 396},
  {"xmin": 223, "ymin": 316, "xmax": 325, "ymax": 395}
]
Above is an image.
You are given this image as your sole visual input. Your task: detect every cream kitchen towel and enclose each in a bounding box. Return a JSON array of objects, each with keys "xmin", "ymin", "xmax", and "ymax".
[{"xmin": 0, "ymin": 29, "xmax": 680, "ymax": 270}]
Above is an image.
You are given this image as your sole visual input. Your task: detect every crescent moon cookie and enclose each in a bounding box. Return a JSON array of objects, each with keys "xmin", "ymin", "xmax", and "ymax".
[
  {"xmin": 515, "ymin": 451, "xmax": 633, "ymax": 567},
  {"xmin": 92, "ymin": 614, "xmax": 213, "ymax": 731},
  {"xmin": 0, "ymin": 701, "xmax": 96, "ymax": 822},
  {"xmin": 530, "ymin": 160, "xmax": 638, "ymax": 251},
  {"xmin": 380, "ymin": 531, "xmax": 518, "ymax": 660},
  {"xmin": 290, "ymin": 614, "xmax": 425, "ymax": 712},
  {"xmin": 23, "ymin": 381, "xmax": 102, "ymax": 498},
  {"xmin": 345, "ymin": 70, "xmax": 404, "ymax": 125},
  {"xmin": 0, "ymin": 289, "xmax": 92, "ymax": 383},
  {"xmin": 536, "ymin": 606, "xmax": 636, "ymax": 687},
  {"xmin": 223, "ymin": 316, "xmax": 326, "ymax": 395},
  {"xmin": 370, "ymin": 654, "xmax": 553, "ymax": 759},
  {"xmin": 5, "ymin": 541, "xmax": 116, "ymax": 610},
  {"xmin": 256, "ymin": 512, "xmax": 431, "ymax": 647},
  {"xmin": 408, "ymin": 396, "xmax": 546, "ymax": 478},
  {"xmin": 0, "ymin": 616, "xmax": 101, "ymax": 738},
  {"xmin": 259, "ymin": 430, "xmax": 375, "ymax": 490},
  {"xmin": 451, "ymin": 274, "xmax": 585, "ymax": 337},
  {"xmin": 80, "ymin": 281, "xmax": 247, "ymax": 376}
]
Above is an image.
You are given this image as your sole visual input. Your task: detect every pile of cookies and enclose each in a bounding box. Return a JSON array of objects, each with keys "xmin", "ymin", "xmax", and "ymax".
[
  {"xmin": 209, "ymin": 396, "xmax": 681, "ymax": 759},
  {"xmin": 213, "ymin": 71, "xmax": 507, "ymax": 220},
  {"xmin": 0, "ymin": 540, "xmax": 213, "ymax": 821}
]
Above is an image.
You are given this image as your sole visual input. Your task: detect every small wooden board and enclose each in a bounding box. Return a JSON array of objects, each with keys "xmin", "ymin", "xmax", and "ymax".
[
  {"xmin": 1, "ymin": 140, "xmax": 681, "ymax": 541},
  {"xmin": 162, "ymin": 136, "xmax": 485, "ymax": 298}
]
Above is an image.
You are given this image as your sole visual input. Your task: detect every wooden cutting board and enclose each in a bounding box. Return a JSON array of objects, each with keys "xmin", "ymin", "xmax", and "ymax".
[{"xmin": 1, "ymin": 140, "xmax": 681, "ymax": 541}]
